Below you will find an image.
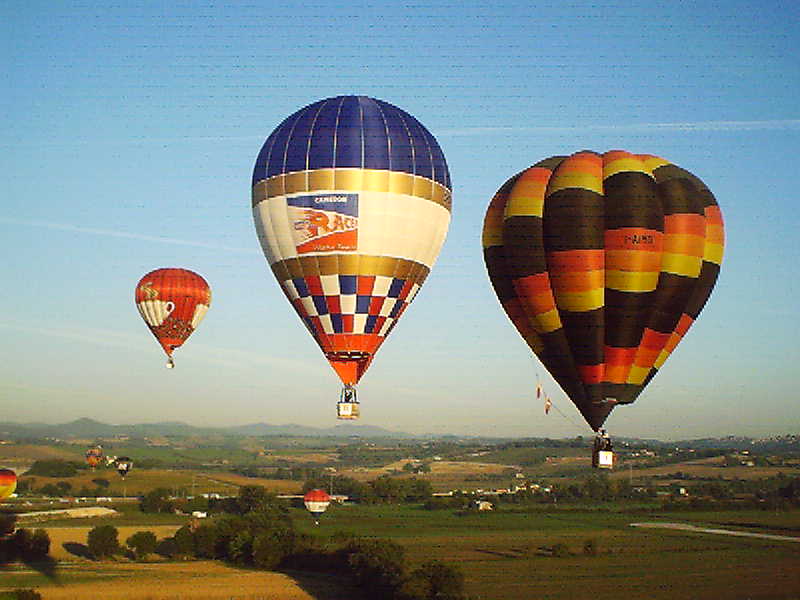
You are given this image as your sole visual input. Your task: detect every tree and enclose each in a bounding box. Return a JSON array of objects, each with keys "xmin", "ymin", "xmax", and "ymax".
[
  {"xmin": 236, "ymin": 485, "xmax": 287, "ymax": 517},
  {"xmin": 193, "ymin": 524, "xmax": 220, "ymax": 559},
  {"xmin": 9, "ymin": 590, "xmax": 42, "ymax": 600},
  {"xmin": 172, "ymin": 525, "xmax": 195, "ymax": 559},
  {"xmin": 0, "ymin": 513, "xmax": 16, "ymax": 537},
  {"xmin": 28, "ymin": 530, "xmax": 50, "ymax": 561},
  {"xmin": 38, "ymin": 483, "xmax": 63, "ymax": 498},
  {"xmin": 402, "ymin": 560, "xmax": 466, "ymax": 600},
  {"xmin": 87, "ymin": 525, "xmax": 120, "ymax": 559},
  {"xmin": 346, "ymin": 538, "xmax": 406, "ymax": 597},
  {"xmin": 252, "ymin": 531, "xmax": 285, "ymax": 570},
  {"xmin": 228, "ymin": 531, "xmax": 254, "ymax": 565},
  {"xmin": 26, "ymin": 460, "xmax": 81, "ymax": 477},
  {"xmin": 12, "ymin": 529, "xmax": 32, "ymax": 559},
  {"xmin": 126, "ymin": 531, "xmax": 157, "ymax": 561},
  {"xmin": 140, "ymin": 488, "xmax": 175, "ymax": 513}
]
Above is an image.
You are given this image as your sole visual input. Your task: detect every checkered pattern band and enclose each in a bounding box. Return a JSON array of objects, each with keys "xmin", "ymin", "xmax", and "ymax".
[{"xmin": 282, "ymin": 274, "xmax": 420, "ymax": 340}]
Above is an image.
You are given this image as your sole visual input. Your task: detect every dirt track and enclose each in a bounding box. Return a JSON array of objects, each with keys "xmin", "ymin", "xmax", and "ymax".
[{"xmin": 630, "ymin": 521, "xmax": 800, "ymax": 542}]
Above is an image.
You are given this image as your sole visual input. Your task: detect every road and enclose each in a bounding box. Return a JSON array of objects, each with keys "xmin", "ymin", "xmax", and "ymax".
[{"xmin": 630, "ymin": 521, "xmax": 800, "ymax": 542}]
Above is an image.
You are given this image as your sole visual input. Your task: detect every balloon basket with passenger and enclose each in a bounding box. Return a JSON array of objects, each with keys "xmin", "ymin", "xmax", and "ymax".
[
  {"xmin": 337, "ymin": 385, "xmax": 360, "ymax": 420},
  {"xmin": 592, "ymin": 429, "xmax": 614, "ymax": 469}
]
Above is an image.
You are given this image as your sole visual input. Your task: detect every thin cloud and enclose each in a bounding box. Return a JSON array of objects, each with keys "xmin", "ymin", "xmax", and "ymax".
[
  {"xmin": 0, "ymin": 134, "xmax": 263, "ymax": 148},
  {"xmin": 439, "ymin": 119, "xmax": 800, "ymax": 136},
  {"xmin": 0, "ymin": 217, "xmax": 258, "ymax": 255},
  {"xmin": 0, "ymin": 321, "xmax": 314, "ymax": 376}
]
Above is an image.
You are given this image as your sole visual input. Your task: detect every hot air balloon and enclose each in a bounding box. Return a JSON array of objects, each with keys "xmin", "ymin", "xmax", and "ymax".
[
  {"xmin": 85, "ymin": 446, "xmax": 104, "ymax": 469},
  {"xmin": 303, "ymin": 488, "xmax": 331, "ymax": 524},
  {"xmin": 114, "ymin": 457, "xmax": 133, "ymax": 479},
  {"xmin": 0, "ymin": 468, "xmax": 17, "ymax": 502},
  {"xmin": 483, "ymin": 150, "xmax": 724, "ymax": 460},
  {"xmin": 252, "ymin": 96, "xmax": 452, "ymax": 418},
  {"xmin": 135, "ymin": 268, "xmax": 211, "ymax": 368}
]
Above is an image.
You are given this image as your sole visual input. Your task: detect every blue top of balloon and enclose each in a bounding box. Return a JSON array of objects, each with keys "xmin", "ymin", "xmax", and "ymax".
[{"xmin": 252, "ymin": 95, "xmax": 450, "ymax": 190}]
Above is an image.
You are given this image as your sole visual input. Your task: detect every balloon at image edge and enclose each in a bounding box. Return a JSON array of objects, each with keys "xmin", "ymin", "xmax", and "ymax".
[
  {"xmin": 135, "ymin": 268, "xmax": 212, "ymax": 368},
  {"xmin": 251, "ymin": 95, "xmax": 452, "ymax": 405},
  {"xmin": 482, "ymin": 150, "xmax": 725, "ymax": 431},
  {"xmin": 0, "ymin": 468, "xmax": 17, "ymax": 502}
]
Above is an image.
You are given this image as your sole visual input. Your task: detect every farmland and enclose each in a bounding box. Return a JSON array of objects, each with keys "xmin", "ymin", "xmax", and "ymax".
[
  {"xmin": 2, "ymin": 429, "xmax": 800, "ymax": 598},
  {"xmin": 3, "ymin": 504, "xmax": 800, "ymax": 599}
]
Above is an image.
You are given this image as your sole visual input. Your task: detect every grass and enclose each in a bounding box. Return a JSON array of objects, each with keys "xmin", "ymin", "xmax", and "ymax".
[{"xmin": 293, "ymin": 503, "xmax": 800, "ymax": 600}]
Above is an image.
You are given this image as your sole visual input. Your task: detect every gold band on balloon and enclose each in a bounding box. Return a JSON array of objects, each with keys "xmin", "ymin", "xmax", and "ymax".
[
  {"xmin": 253, "ymin": 168, "xmax": 452, "ymax": 211},
  {"xmin": 270, "ymin": 254, "xmax": 430, "ymax": 286}
]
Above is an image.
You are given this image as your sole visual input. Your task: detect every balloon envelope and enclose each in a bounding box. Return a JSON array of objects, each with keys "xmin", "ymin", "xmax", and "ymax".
[
  {"xmin": 115, "ymin": 457, "xmax": 133, "ymax": 478},
  {"xmin": 0, "ymin": 468, "xmax": 17, "ymax": 502},
  {"xmin": 252, "ymin": 95, "xmax": 452, "ymax": 386},
  {"xmin": 135, "ymin": 268, "xmax": 211, "ymax": 363},
  {"xmin": 85, "ymin": 447, "xmax": 104, "ymax": 468},
  {"xmin": 303, "ymin": 488, "xmax": 331, "ymax": 517},
  {"xmin": 483, "ymin": 150, "xmax": 724, "ymax": 430}
]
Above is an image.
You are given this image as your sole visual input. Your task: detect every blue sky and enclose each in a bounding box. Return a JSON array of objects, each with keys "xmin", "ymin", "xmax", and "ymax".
[{"xmin": 1, "ymin": 0, "xmax": 798, "ymax": 439}]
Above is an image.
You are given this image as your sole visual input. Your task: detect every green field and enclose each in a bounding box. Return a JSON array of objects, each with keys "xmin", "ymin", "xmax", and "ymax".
[
  {"xmin": 294, "ymin": 504, "xmax": 800, "ymax": 600},
  {"xmin": 3, "ymin": 504, "xmax": 800, "ymax": 599}
]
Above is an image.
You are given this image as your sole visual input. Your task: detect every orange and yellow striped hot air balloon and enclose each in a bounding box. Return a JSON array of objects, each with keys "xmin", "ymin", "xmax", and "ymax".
[
  {"xmin": 252, "ymin": 96, "xmax": 451, "ymax": 418},
  {"xmin": 85, "ymin": 446, "xmax": 103, "ymax": 469},
  {"xmin": 483, "ymin": 150, "xmax": 724, "ymax": 431},
  {"xmin": 0, "ymin": 468, "xmax": 17, "ymax": 502},
  {"xmin": 135, "ymin": 268, "xmax": 211, "ymax": 368}
]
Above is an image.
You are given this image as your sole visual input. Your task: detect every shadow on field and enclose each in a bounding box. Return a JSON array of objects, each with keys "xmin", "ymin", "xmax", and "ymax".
[
  {"xmin": 63, "ymin": 542, "xmax": 92, "ymax": 559},
  {"xmin": 26, "ymin": 556, "xmax": 59, "ymax": 580},
  {"xmin": 286, "ymin": 570, "xmax": 364, "ymax": 600},
  {"xmin": 474, "ymin": 547, "xmax": 528, "ymax": 559}
]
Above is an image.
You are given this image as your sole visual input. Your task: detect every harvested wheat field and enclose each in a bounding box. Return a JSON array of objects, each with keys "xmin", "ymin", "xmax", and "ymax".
[
  {"xmin": 30, "ymin": 561, "xmax": 343, "ymax": 600},
  {"xmin": 45, "ymin": 525, "xmax": 182, "ymax": 561}
]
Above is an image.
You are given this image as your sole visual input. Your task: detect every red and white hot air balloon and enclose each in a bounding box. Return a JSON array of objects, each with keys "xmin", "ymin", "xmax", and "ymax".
[
  {"xmin": 135, "ymin": 268, "xmax": 212, "ymax": 368},
  {"xmin": 303, "ymin": 488, "xmax": 331, "ymax": 524}
]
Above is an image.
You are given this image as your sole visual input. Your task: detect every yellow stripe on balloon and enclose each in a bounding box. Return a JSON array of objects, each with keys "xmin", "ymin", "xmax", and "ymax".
[
  {"xmin": 482, "ymin": 195, "xmax": 507, "ymax": 248},
  {"xmin": 705, "ymin": 241, "xmax": 724, "ymax": 266},
  {"xmin": 661, "ymin": 252, "xmax": 703, "ymax": 278},
  {"xmin": 639, "ymin": 154, "xmax": 671, "ymax": 172},
  {"xmin": 532, "ymin": 308, "xmax": 562, "ymax": 334},
  {"xmin": 546, "ymin": 172, "xmax": 603, "ymax": 196},
  {"xmin": 602, "ymin": 156, "xmax": 653, "ymax": 180},
  {"xmin": 626, "ymin": 365, "xmax": 651, "ymax": 385},
  {"xmin": 504, "ymin": 171, "xmax": 549, "ymax": 218},
  {"xmin": 605, "ymin": 270, "xmax": 660, "ymax": 292},
  {"xmin": 554, "ymin": 288, "xmax": 604, "ymax": 312}
]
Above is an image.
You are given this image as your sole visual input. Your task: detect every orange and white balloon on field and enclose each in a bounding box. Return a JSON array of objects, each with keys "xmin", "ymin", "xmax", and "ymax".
[
  {"xmin": 135, "ymin": 268, "xmax": 211, "ymax": 368},
  {"xmin": 303, "ymin": 488, "xmax": 331, "ymax": 524}
]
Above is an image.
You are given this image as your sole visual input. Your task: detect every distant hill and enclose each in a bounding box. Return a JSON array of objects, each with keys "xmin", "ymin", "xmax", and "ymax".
[
  {"xmin": 0, "ymin": 418, "xmax": 414, "ymax": 440},
  {"xmin": 0, "ymin": 418, "xmax": 796, "ymax": 451}
]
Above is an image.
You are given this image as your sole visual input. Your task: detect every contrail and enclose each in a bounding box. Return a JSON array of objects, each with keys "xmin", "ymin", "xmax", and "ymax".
[{"xmin": 0, "ymin": 217, "xmax": 258, "ymax": 255}]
